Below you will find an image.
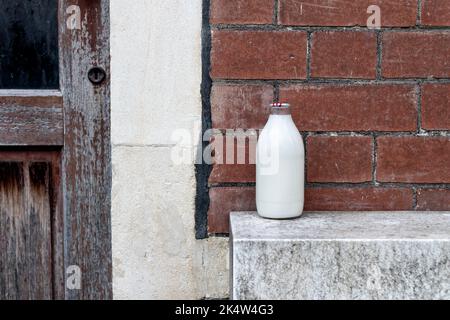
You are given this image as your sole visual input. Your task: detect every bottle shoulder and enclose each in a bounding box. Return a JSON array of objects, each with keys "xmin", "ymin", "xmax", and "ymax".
[
  {"xmin": 258, "ymin": 126, "xmax": 304, "ymax": 154},
  {"xmin": 259, "ymin": 116, "xmax": 302, "ymax": 140}
]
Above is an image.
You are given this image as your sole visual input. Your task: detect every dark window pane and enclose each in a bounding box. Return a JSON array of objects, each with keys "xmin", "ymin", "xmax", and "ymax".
[{"xmin": 0, "ymin": 0, "xmax": 59, "ymax": 89}]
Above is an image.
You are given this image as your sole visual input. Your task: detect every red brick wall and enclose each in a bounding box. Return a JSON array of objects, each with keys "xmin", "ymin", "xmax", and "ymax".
[{"xmin": 207, "ymin": 0, "xmax": 450, "ymax": 234}]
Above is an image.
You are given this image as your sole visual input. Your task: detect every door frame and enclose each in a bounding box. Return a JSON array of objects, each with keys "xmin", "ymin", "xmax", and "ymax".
[{"xmin": 59, "ymin": 0, "xmax": 112, "ymax": 300}]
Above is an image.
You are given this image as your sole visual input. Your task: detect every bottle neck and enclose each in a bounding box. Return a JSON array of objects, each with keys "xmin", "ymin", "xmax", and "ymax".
[{"xmin": 271, "ymin": 107, "xmax": 291, "ymax": 116}]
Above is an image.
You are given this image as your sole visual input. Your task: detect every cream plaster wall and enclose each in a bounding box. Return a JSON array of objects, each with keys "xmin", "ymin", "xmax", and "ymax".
[{"xmin": 111, "ymin": 0, "xmax": 228, "ymax": 299}]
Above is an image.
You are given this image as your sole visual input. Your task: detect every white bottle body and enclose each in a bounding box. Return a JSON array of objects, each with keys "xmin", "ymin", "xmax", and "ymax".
[{"xmin": 256, "ymin": 114, "xmax": 305, "ymax": 219}]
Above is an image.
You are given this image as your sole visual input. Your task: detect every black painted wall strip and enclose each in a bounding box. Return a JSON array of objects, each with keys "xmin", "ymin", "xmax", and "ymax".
[{"xmin": 196, "ymin": 0, "xmax": 213, "ymax": 239}]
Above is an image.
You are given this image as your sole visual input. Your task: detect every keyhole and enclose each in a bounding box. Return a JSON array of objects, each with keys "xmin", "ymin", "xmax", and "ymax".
[{"xmin": 88, "ymin": 67, "xmax": 106, "ymax": 85}]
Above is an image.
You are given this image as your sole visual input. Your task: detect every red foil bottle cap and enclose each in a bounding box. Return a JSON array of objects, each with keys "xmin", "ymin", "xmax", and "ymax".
[{"xmin": 270, "ymin": 103, "xmax": 290, "ymax": 109}]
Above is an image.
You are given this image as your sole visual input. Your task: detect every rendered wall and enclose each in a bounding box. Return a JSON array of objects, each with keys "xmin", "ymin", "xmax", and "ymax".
[{"xmin": 110, "ymin": 0, "xmax": 228, "ymax": 299}]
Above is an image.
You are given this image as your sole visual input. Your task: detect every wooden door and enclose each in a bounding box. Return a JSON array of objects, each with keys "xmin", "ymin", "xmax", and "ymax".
[{"xmin": 0, "ymin": 0, "xmax": 111, "ymax": 300}]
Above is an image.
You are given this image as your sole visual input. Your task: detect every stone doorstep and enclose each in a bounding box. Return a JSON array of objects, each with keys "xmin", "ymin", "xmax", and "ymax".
[{"xmin": 230, "ymin": 211, "xmax": 450, "ymax": 300}]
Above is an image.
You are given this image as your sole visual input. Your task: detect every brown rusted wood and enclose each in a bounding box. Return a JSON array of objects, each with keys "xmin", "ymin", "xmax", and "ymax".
[
  {"xmin": 0, "ymin": 149, "xmax": 60, "ymax": 162},
  {"xmin": 60, "ymin": 0, "xmax": 112, "ymax": 299},
  {"xmin": 48, "ymin": 152, "xmax": 64, "ymax": 301},
  {"xmin": 0, "ymin": 161, "xmax": 55, "ymax": 300},
  {"xmin": 27, "ymin": 162, "xmax": 53, "ymax": 299},
  {"xmin": 0, "ymin": 91, "xmax": 63, "ymax": 146},
  {"xmin": 0, "ymin": 150, "xmax": 66, "ymax": 300}
]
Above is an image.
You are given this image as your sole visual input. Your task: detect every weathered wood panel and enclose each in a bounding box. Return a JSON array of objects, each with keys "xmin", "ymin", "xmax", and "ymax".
[
  {"xmin": 0, "ymin": 91, "xmax": 63, "ymax": 146},
  {"xmin": 0, "ymin": 0, "xmax": 111, "ymax": 300},
  {"xmin": 0, "ymin": 161, "xmax": 54, "ymax": 299},
  {"xmin": 60, "ymin": 0, "xmax": 112, "ymax": 299}
]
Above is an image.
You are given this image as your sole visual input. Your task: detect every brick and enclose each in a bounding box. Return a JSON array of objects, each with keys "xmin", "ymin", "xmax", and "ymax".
[
  {"xmin": 307, "ymin": 136, "xmax": 373, "ymax": 183},
  {"xmin": 311, "ymin": 31, "xmax": 377, "ymax": 79},
  {"xmin": 304, "ymin": 187, "xmax": 414, "ymax": 211},
  {"xmin": 421, "ymin": 83, "xmax": 450, "ymax": 130},
  {"xmin": 209, "ymin": 186, "xmax": 414, "ymax": 232},
  {"xmin": 280, "ymin": 84, "xmax": 417, "ymax": 132},
  {"xmin": 209, "ymin": 130, "xmax": 257, "ymax": 184},
  {"xmin": 421, "ymin": 0, "xmax": 450, "ymax": 26},
  {"xmin": 211, "ymin": 30, "xmax": 307, "ymax": 80},
  {"xmin": 211, "ymin": 84, "xmax": 274, "ymax": 129},
  {"xmin": 210, "ymin": 164, "xmax": 255, "ymax": 184},
  {"xmin": 383, "ymin": 32, "xmax": 450, "ymax": 78},
  {"xmin": 417, "ymin": 189, "xmax": 450, "ymax": 211},
  {"xmin": 279, "ymin": 0, "xmax": 417, "ymax": 27},
  {"xmin": 210, "ymin": 0, "xmax": 274, "ymax": 25},
  {"xmin": 377, "ymin": 137, "xmax": 450, "ymax": 183},
  {"xmin": 208, "ymin": 187, "xmax": 256, "ymax": 233}
]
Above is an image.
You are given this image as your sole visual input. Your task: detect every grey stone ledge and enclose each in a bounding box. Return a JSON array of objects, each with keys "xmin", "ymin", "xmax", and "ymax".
[{"xmin": 230, "ymin": 212, "xmax": 450, "ymax": 300}]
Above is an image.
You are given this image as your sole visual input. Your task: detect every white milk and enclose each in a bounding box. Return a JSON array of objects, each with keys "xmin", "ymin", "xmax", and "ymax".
[{"xmin": 256, "ymin": 103, "xmax": 305, "ymax": 219}]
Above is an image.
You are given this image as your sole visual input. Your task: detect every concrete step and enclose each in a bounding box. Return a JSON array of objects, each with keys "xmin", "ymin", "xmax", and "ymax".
[{"xmin": 230, "ymin": 211, "xmax": 450, "ymax": 300}]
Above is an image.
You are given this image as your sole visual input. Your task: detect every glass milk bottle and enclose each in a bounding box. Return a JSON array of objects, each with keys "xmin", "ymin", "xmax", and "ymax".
[{"xmin": 256, "ymin": 103, "xmax": 305, "ymax": 219}]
